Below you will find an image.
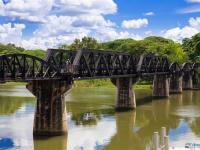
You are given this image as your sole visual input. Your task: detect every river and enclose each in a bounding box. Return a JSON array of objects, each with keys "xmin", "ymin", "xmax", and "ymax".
[{"xmin": 0, "ymin": 85, "xmax": 200, "ymax": 150}]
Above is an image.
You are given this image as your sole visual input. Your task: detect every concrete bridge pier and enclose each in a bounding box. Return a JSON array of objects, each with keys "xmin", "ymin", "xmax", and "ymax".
[
  {"xmin": 27, "ymin": 79, "xmax": 72, "ymax": 136},
  {"xmin": 153, "ymin": 74, "xmax": 169, "ymax": 97},
  {"xmin": 169, "ymin": 76, "xmax": 182, "ymax": 94},
  {"xmin": 111, "ymin": 77, "xmax": 138, "ymax": 111},
  {"xmin": 182, "ymin": 74, "xmax": 193, "ymax": 90}
]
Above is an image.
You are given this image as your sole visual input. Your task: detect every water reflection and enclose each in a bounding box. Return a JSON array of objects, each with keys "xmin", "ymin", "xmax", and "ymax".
[
  {"xmin": 0, "ymin": 96, "xmax": 34, "ymax": 115},
  {"xmin": 1, "ymin": 87, "xmax": 200, "ymax": 149},
  {"xmin": 104, "ymin": 111, "xmax": 146, "ymax": 150},
  {"xmin": 34, "ymin": 136, "xmax": 67, "ymax": 150},
  {"xmin": 68, "ymin": 113, "xmax": 116, "ymax": 150},
  {"xmin": 0, "ymin": 138, "xmax": 15, "ymax": 149}
]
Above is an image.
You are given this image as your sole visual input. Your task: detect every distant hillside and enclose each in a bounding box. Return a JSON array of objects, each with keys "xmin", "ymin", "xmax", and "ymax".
[{"xmin": 0, "ymin": 43, "xmax": 45, "ymax": 59}]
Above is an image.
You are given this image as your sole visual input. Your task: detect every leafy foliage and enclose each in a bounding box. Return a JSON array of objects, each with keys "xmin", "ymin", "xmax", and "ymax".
[
  {"xmin": 182, "ymin": 33, "xmax": 200, "ymax": 61},
  {"xmin": 60, "ymin": 36, "xmax": 188, "ymax": 63},
  {"xmin": 0, "ymin": 43, "xmax": 45, "ymax": 59},
  {"xmin": 24, "ymin": 49, "xmax": 45, "ymax": 59},
  {"xmin": 143, "ymin": 36, "xmax": 188, "ymax": 63},
  {"xmin": 101, "ymin": 36, "xmax": 188, "ymax": 63},
  {"xmin": 65, "ymin": 36, "xmax": 100, "ymax": 50},
  {"xmin": 0, "ymin": 43, "xmax": 25, "ymax": 54}
]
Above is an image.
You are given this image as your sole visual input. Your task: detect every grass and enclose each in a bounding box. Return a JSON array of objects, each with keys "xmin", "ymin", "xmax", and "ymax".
[
  {"xmin": 0, "ymin": 82, "xmax": 27, "ymax": 86},
  {"xmin": 134, "ymin": 84, "xmax": 152, "ymax": 89},
  {"xmin": 74, "ymin": 79, "xmax": 151, "ymax": 89},
  {"xmin": 74, "ymin": 79, "xmax": 115, "ymax": 88},
  {"xmin": 0, "ymin": 80, "xmax": 152, "ymax": 89}
]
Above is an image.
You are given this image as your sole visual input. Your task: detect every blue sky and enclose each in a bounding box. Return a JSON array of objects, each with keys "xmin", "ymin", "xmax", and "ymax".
[
  {"xmin": 112, "ymin": 0, "xmax": 200, "ymax": 35},
  {"xmin": 0, "ymin": 0, "xmax": 200, "ymax": 49}
]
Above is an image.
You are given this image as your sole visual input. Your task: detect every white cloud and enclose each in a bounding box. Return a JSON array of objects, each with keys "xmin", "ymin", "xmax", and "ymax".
[
  {"xmin": 21, "ymin": 35, "xmax": 88, "ymax": 50},
  {"xmin": 92, "ymin": 27, "xmax": 142, "ymax": 42},
  {"xmin": 179, "ymin": 0, "xmax": 200, "ymax": 14},
  {"xmin": 28, "ymin": 14, "xmax": 115, "ymax": 49},
  {"xmin": 33, "ymin": 14, "xmax": 115, "ymax": 38},
  {"xmin": 0, "ymin": 23, "xmax": 25, "ymax": 45},
  {"xmin": 163, "ymin": 26, "xmax": 198, "ymax": 42},
  {"xmin": 163, "ymin": 17, "xmax": 200, "ymax": 42},
  {"xmin": 23, "ymin": 26, "xmax": 142, "ymax": 50},
  {"xmin": 189, "ymin": 17, "xmax": 200, "ymax": 30},
  {"xmin": 0, "ymin": 0, "xmax": 117, "ymax": 22},
  {"xmin": 179, "ymin": 5, "xmax": 200, "ymax": 14},
  {"xmin": 145, "ymin": 30, "xmax": 153, "ymax": 35},
  {"xmin": 186, "ymin": 0, "xmax": 200, "ymax": 3},
  {"xmin": 0, "ymin": 0, "xmax": 122, "ymax": 49},
  {"xmin": 122, "ymin": 18, "xmax": 148, "ymax": 29},
  {"xmin": 0, "ymin": 0, "xmax": 144, "ymax": 49},
  {"xmin": 72, "ymin": 14, "xmax": 115, "ymax": 28},
  {"xmin": 145, "ymin": 12, "xmax": 155, "ymax": 16},
  {"xmin": 0, "ymin": 0, "xmax": 53, "ymax": 22},
  {"xmin": 54, "ymin": 0, "xmax": 117, "ymax": 15}
]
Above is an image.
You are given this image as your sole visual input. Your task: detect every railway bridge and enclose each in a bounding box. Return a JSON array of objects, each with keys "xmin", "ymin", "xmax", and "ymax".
[{"xmin": 0, "ymin": 49, "xmax": 199, "ymax": 136}]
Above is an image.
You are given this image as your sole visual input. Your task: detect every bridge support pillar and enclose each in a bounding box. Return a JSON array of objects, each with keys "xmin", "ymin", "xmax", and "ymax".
[
  {"xmin": 182, "ymin": 75, "xmax": 193, "ymax": 90},
  {"xmin": 112, "ymin": 77, "xmax": 137, "ymax": 111},
  {"xmin": 169, "ymin": 76, "xmax": 182, "ymax": 94},
  {"xmin": 27, "ymin": 80, "xmax": 72, "ymax": 136},
  {"xmin": 153, "ymin": 74, "xmax": 169, "ymax": 97}
]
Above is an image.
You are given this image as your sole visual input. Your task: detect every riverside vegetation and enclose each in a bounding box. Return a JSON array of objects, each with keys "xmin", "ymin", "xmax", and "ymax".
[{"xmin": 1, "ymin": 33, "xmax": 200, "ymax": 88}]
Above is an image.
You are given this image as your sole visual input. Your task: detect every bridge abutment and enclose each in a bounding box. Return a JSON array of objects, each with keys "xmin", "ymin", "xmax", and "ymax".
[
  {"xmin": 112, "ymin": 77, "xmax": 138, "ymax": 111},
  {"xmin": 27, "ymin": 80, "xmax": 72, "ymax": 136},
  {"xmin": 182, "ymin": 74, "xmax": 193, "ymax": 90},
  {"xmin": 153, "ymin": 74, "xmax": 169, "ymax": 97},
  {"xmin": 169, "ymin": 76, "xmax": 182, "ymax": 94}
]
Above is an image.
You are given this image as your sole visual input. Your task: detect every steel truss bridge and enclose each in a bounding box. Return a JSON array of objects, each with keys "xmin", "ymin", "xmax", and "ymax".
[{"xmin": 0, "ymin": 49, "xmax": 199, "ymax": 82}]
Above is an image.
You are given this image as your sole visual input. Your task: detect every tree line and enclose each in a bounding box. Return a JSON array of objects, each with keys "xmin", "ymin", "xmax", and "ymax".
[
  {"xmin": 0, "ymin": 43, "xmax": 45, "ymax": 59},
  {"xmin": 1, "ymin": 33, "xmax": 200, "ymax": 63}
]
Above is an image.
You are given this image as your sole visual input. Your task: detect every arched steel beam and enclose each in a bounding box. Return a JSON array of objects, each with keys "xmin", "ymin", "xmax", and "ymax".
[{"xmin": 0, "ymin": 53, "xmax": 60, "ymax": 82}]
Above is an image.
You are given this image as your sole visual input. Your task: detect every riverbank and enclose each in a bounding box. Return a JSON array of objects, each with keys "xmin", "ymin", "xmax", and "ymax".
[
  {"xmin": 0, "ymin": 79, "xmax": 152, "ymax": 89},
  {"xmin": 0, "ymin": 82, "xmax": 27, "ymax": 86},
  {"xmin": 74, "ymin": 79, "xmax": 152, "ymax": 89}
]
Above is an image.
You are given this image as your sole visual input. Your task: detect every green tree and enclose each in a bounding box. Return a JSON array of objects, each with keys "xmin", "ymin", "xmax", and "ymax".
[
  {"xmin": 70, "ymin": 39, "xmax": 82, "ymax": 50},
  {"xmin": 116, "ymin": 40, "xmax": 146, "ymax": 54},
  {"xmin": 101, "ymin": 38, "xmax": 136, "ymax": 51},
  {"xmin": 101, "ymin": 36, "xmax": 187, "ymax": 63},
  {"xmin": 59, "ymin": 44, "xmax": 70, "ymax": 50},
  {"xmin": 182, "ymin": 33, "xmax": 200, "ymax": 61},
  {"xmin": 143, "ymin": 36, "xmax": 188, "ymax": 63},
  {"xmin": 81, "ymin": 37, "xmax": 99, "ymax": 49},
  {"xmin": 69, "ymin": 37, "xmax": 100, "ymax": 50},
  {"xmin": 24, "ymin": 49, "xmax": 46, "ymax": 59},
  {"xmin": 0, "ymin": 43, "xmax": 25, "ymax": 54}
]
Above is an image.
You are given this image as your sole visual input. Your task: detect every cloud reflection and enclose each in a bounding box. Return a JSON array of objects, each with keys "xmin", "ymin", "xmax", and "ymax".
[
  {"xmin": 68, "ymin": 117, "xmax": 116, "ymax": 150},
  {"xmin": 0, "ymin": 104, "xmax": 34, "ymax": 150}
]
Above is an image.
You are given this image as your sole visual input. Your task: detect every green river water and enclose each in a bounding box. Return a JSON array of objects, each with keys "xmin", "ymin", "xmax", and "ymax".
[{"xmin": 0, "ymin": 85, "xmax": 200, "ymax": 150}]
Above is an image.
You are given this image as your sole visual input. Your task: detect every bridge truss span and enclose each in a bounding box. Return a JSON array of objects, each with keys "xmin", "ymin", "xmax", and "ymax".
[
  {"xmin": 46, "ymin": 49, "xmax": 172, "ymax": 80},
  {"xmin": 1, "ymin": 49, "xmax": 200, "ymax": 82},
  {"xmin": 140, "ymin": 54, "xmax": 170, "ymax": 77},
  {"xmin": 0, "ymin": 53, "xmax": 60, "ymax": 82}
]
